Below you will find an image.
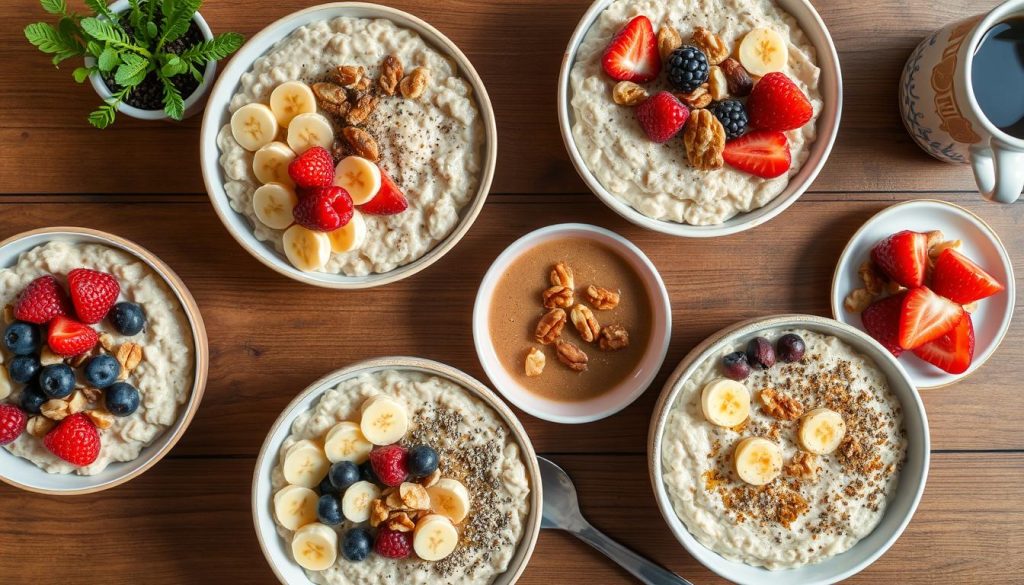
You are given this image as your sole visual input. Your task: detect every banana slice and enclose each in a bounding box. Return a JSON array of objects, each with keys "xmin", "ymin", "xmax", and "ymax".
[
  {"xmin": 282, "ymin": 439, "xmax": 330, "ymax": 489},
  {"xmin": 413, "ymin": 514, "xmax": 459, "ymax": 561},
  {"xmin": 253, "ymin": 183, "xmax": 298, "ymax": 230},
  {"xmin": 341, "ymin": 480, "xmax": 381, "ymax": 523},
  {"xmin": 738, "ymin": 27, "xmax": 788, "ymax": 77},
  {"xmin": 273, "ymin": 485, "xmax": 319, "ymax": 531},
  {"xmin": 700, "ymin": 378, "xmax": 750, "ymax": 428},
  {"xmin": 324, "ymin": 420, "xmax": 373, "ymax": 464},
  {"xmin": 359, "ymin": 395, "xmax": 409, "ymax": 445},
  {"xmin": 269, "ymin": 81, "xmax": 317, "ymax": 128},
  {"xmin": 292, "ymin": 522, "xmax": 338, "ymax": 571},
  {"xmin": 283, "ymin": 225, "xmax": 331, "ymax": 272},
  {"xmin": 253, "ymin": 142, "xmax": 296, "ymax": 186},
  {"xmin": 333, "ymin": 156, "xmax": 381, "ymax": 205},
  {"xmin": 287, "ymin": 112, "xmax": 334, "ymax": 155},
  {"xmin": 798, "ymin": 408, "xmax": 846, "ymax": 455},
  {"xmin": 230, "ymin": 103, "xmax": 279, "ymax": 152},
  {"xmin": 327, "ymin": 210, "xmax": 366, "ymax": 253},
  {"xmin": 427, "ymin": 478, "xmax": 471, "ymax": 524},
  {"xmin": 733, "ymin": 437, "xmax": 783, "ymax": 486}
]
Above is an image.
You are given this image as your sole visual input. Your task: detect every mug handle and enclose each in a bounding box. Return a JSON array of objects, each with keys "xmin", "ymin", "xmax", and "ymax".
[{"xmin": 970, "ymin": 140, "xmax": 1024, "ymax": 204}]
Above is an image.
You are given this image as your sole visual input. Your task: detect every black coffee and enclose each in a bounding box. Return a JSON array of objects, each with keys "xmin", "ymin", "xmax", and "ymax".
[{"xmin": 972, "ymin": 17, "xmax": 1024, "ymax": 139}]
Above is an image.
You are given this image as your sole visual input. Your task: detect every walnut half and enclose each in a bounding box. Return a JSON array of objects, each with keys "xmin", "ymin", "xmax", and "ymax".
[
  {"xmin": 585, "ymin": 285, "xmax": 620, "ymax": 310},
  {"xmin": 691, "ymin": 27, "xmax": 730, "ymax": 65},
  {"xmin": 534, "ymin": 309, "xmax": 567, "ymax": 345},
  {"xmin": 784, "ymin": 451, "xmax": 818, "ymax": 480},
  {"xmin": 598, "ymin": 324, "xmax": 629, "ymax": 351},
  {"xmin": 550, "ymin": 262, "xmax": 575, "ymax": 289},
  {"xmin": 378, "ymin": 55, "xmax": 403, "ymax": 96},
  {"xmin": 525, "ymin": 347, "xmax": 546, "ymax": 377},
  {"xmin": 556, "ymin": 341, "xmax": 588, "ymax": 372},
  {"xmin": 570, "ymin": 304, "xmax": 601, "ymax": 343},
  {"xmin": 759, "ymin": 388, "xmax": 804, "ymax": 421},
  {"xmin": 542, "ymin": 285, "xmax": 574, "ymax": 309},
  {"xmin": 683, "ymin": 109, "xmax": 725, "ymax": 170}
]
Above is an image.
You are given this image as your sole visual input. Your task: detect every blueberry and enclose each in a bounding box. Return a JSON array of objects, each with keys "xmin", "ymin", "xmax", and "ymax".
[
  {"xmin": 342, "ymin": 527, "xmax": 373, "ymax": 562},
  {"xmin": 105, "ymin": 382, "xmax": 140, "ymax": 417},
  {"xmin": 776, "ymin": 334, "xmax": 807, "ymax": 363},
  {"xmin": 329, "ymin": 461, "xmax": 361, "ymax": 492},
  {"xmin": 318, "ymin": 475, "xmax": 340, "ymax": 496},
  {"xmin": 108, "ymin": 302, "xmax": 146, "ymax": 336},
  {"xmin": 745, "ymin": 337, "xmax": 776, "ymax": 369},
  {"xmin": 722, "ymin": 351, "xmax": 752, "ymax": 381},
  {"xmin": 316, "ymin": 494, "xmax": 343, "ymax": 526},
  {"xmin": 20, "ymin": 384, "xmax": 47, "ymax": 414},
  {"xmin": 38, "ymin": 364, "xmax": 75, "ymax": 399},
  {"xmin": 9, "ymin": 354, "xmax": 41, "ymax": 384},
  {"xmin": 359, "ymin": 460, "xmax": 379, "ymax": 485},
  {"xmin": 84, "ymin": 354, "xmax": 121, "ymax": 388},
  {"xmin": 3, "ymin": 322, "xmax": 40, "ymax": 356},
  {"xmin": 407, "ymin": 445, "xmax": 439, "ymax": 478}
]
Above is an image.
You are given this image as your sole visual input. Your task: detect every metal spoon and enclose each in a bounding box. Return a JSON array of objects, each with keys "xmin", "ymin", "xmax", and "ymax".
[{"xmin": 538, "ymin": 457, "xmax": 693, "ymax": 585}]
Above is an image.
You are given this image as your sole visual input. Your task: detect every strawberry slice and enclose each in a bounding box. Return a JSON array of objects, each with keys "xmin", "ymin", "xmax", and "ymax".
[
  {"xmin": 601, "ymin": 15, "xmax": 661, "ymax": 83},
  {"xmin": 47, "ymin": 315, "xmax": 98, "ymax": 357},
  {"xmin": 931, "ymin": 248, "xmax": 1005, "ymax": 304},
  {"xmin": 746, "ymin": 72, "xmax": 813, "ymax": 131},
  {"xmin": 722, "ymin": 130, "xmax": 792, "ymax": 178},
  {"xmin": 912, "ymin": 314, "xmax": 975, "ymax": 374},
  {"xmin": 861, "ymin": 292, "xmax": 906, "ymax": 357},
  {"xmin": 898, "ymin": 287, "xmax": 966, "ymax": 350},
  {"xmin": 360, "ymin": 170, "xmax": 408, "ymax": 215},
  {"xmin": 871, "ymin": 230, "xmax": 928, "ymax": 288}
]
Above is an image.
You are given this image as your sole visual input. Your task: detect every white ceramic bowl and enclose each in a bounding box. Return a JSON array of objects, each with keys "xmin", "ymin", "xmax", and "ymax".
[
  {"xmin": 200, "ymin": 2, "xmax": 497, "ymax": 288},
  {"xmin": 0, "ymin": 227, "xmax": 209, "ymax": 495},
  {"xmin": 472, "ymin": 223, "xmax": 671, "ymax": 424},
  {"xmin": 252, "ymin": 357, "xmax": 542, "ymax": 584},
  {"xmin": 648, "ymin": 315, "xmax": 929, "ymax": 584},
  {"xmin": 831, "ymin": 199, "xmax": 1015, "ymax": 389},
  {"xmin": 557, "ymin": 0, "xmax": 842, "ymax": 237}
]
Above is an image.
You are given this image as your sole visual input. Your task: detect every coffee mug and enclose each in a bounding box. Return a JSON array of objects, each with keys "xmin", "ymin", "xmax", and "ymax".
[{"xmin": 899, "ymin": 0, "xmax": 1024, "ymax": 203}]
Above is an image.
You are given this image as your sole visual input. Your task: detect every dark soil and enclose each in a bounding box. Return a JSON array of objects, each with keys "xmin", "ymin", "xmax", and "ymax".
[{"xmin": 101, "ymin": 17, "xmax": 203, "ymax": 111}]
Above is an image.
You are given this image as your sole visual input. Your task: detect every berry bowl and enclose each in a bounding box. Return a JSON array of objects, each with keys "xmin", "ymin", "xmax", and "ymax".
[{"xmin": 0, "ymin": 227, "xmax": 208, "ymax": 495}]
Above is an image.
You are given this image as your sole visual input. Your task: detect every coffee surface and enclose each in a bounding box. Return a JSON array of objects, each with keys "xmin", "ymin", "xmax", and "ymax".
[{"xmin": 972, "ymin": 18, "xmax": 1024, "ymax": 139}]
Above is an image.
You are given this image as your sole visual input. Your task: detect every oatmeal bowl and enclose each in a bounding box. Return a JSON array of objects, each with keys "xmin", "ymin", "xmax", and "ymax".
[
  {"xmin": 0, "ymin": 227, "xmax": 208, "ymax": 495},
  {"xmin": 252, "ymin": 357, "xmax": 541, "ymax": 585},
  {"xmin": 200, "ymin": 2, "xmax": 496, "ymax": 288},
  {"xmin": 648, "ymin": 315, "xmax": 928, "ymax": 583},
  {"xmin": 558, "ymin": 0, "xmax": 842, "ymax": 237}
]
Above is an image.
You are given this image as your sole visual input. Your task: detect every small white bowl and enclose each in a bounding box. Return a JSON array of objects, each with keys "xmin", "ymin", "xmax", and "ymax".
[
  {"xmin": 649, "ymin": 315, "xmax": 929, "ymax": 584},
  {"xmin": 831, "ymin": 199, "xmax": 1015, "ymax": 389},
  {"xmin": 472, "ymin": 223, "xmax": 671, "ymax": 424},
  {"xmin": 200, "ymin": 2, "xmax": 497, "ymax": 289},
  {"xmin": 557, "ymin": 0, "xmax": 842, "ymax": 238},
  {"xmin": 0, "ymin": 227, "xmax": 209, "ymax": 495}
]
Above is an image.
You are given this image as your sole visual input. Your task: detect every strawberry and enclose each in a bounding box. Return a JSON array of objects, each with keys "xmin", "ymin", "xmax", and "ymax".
[
  {"xmin": 293, "ymin": 186, "xmax": 354, "ymax": 232},
  {"xmin": 861, "ymin": 292, "xmax": 907, "ymax": 357},
  {"xmin": 871, "ymin": 230, "xmax": 929, "ymax": 288},
  {"xmin": 912, "ymin": 314, "xmax": 975, "ymax": 374},
  {"xmin": 931, "ymin": 248, "xmax": 1005, "ymax": 304},
  {"xmin": 43, "ymin": 413, "xmax": 100, "ymax": 467},
  {"xmin": 67, "ymin": 268, "xmax": 120, "ymax": 324},
  {"xmin": 899, "ymin": 287, "xmax": 966, "ymax": 350},
  {"xmin": 635, "ymin": 91, "xmax": 689, "ymax": 143},
  {"xmin": 746, "ymin": 72, "xmax": 813, "ymax": 131},
  {"xmin": 360, "ymin": 170, "xmax": 408, "ymax": 215},
  {"xmin": 374, "ymin": 527, "xmax": 412, "ymax": 559},
  {"xmin": 47, "ymin": 315, "xmax": 98, "ymax": 357},
  {"xmin": 0, "ymin": 404, "xmax": 27, "ymax": 446},
  {"xmin": 287, "ymin": 146, "xmax": 335, "ymax": 189},
  {"xmin": 601, "ymin": 15, "xmax": 661, "ymax": 83},
  {"xmin": 369, "ymin": 444, "xmax": 408, "ymax": 487},
  {"xmin": 722, "ymin": 130, "xmax": 792, "ymax": 178},
  {"xmin": 13, "ymin": 275, "xmax": 71, "ymax": 325}
]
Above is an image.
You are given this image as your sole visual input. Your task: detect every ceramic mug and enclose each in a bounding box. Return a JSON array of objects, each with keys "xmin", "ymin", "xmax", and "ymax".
[{"xmin": 899, "ymin": 0, "xmax": 1024, "ymax": 203}]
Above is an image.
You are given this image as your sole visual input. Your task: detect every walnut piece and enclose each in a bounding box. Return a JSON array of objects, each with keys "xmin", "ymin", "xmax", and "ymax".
[
  {"xmin": 342, "ymin": 127, "xmax": 380, "ymax": 161},
  {"xmin": 784, "ymin": 451, "xmax": 818, "ymax": 479},
  {"xmin": 331, "ymin": 65, "xmax": 365, "ymax": 88},
  {"xmin": 418, "ymin": 469, "xmax": 441, "ymax": 489},
  {"xmin": 585, "ymin": 285, "xmax": 620, "ymax": 310},
  {"xmin": 346, "ymin": 94, "xmax": 379, "ymax": 126},
  {"xmin": 719, "ymin": 58, "xmax": 753, "ymax": 96},
  {"xmin": 116, "ymin": 342, "xmax": 144, "ymax": 374},
  {"xmin": 386, "ymin": 511, "xmax": 416, "ymax": 532},
  {"xmin": 555, "ymin": 341, "xmax": 588, "ymax": 372},
  {"xmin": 3, "ymin": 304, "xmax": 13, "ymax": 324},
  {"xmin": 542, "ymin": 285, "xmax": 574, "ymax": 309},
  {"xmin": 759, "ymin": 388, "xmax": 804, "ymax": 421},
  {"xmin": 399, "ymin": 67, "xmax": 429, "ymax": 99},
  {"xmin": 598, "ymin": 324, "xmax": 629, "ymax": 351},
  {"xmin": 708, "ymin": 65, "xmax": 728, "ymax": 101},
  {"xmin": 26, "ymin": 416, "xmax": 55, "ymax": 438},
  {"xmin": 843, "ymin": 287, "xmax": 874, "ymax": 313},
  {"xmin": 691, "ymin": 27, "xmax": 730, "ymax": 65},
  {"xmin": 612, "ymin": 81, "xmax": 648, "ymax": 106},
  {"xmin": 525, "ymin": 347, "xmax": 546, "ymax": 377},
  {"xmin": 79, "ymin": 386, "xmax": 102, "ymax": 403},
  {"xmin": 400, "ymin": 482, "xmax": 431, "ymax": 510},
  {"xmin": 858, "ymin": 261, "xmax": 886, "ymax": 295},
  {"xmin": 570, "ymin": 305, "xmax": 601, "ymax": 343},
  {"xmin": 683, "ymin": 109, "xmax": 725, "ymax": 170},
  {"xmin": 675, "ymin": 84, "xmax": 712, "ymax": 109},
  {"xmin": 534, "ymin": 309, "xmax": 567, "ymax": 345},
  {"xmin": 84, "ymin": 409, "xmax": 114, "ymax": 430},
  {"xmin": 550, "ymin": 262, "xmax": 575, "ymax": 289},
  {"xmin": 370, "ymin": 498, "xmax": 389, "ymax": 528},
  {"xmin": 657, "ymin": 25, "xmax": 682, "ymax": 61},
  {"xmin": 99, "ymin": 333, "xmax": 115, "ymax": 351},
  {"xmin": 41, "ymin": 399, "xmax": 71, "ymax": 421},
  {"xmin": 39, "ymin": 345, "xmax": 63, "ymax": 366},
  {"xmin": 924, "ymin": 230, "xmax": 945, "ymax": 251},
  {"xmin": 312, "ymin": 82, "xmax": 350, "ymax": 117},
  {"xmin": 379, "ymin": 55, "xmax": 403, "ymax": 96}
]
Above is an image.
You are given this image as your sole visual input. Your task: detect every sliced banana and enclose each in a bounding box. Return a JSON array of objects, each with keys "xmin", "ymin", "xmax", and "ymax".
[
  {"xmin": 738, "ymin": 27, "xmax": 788, "ymax": 77},
  {"xmin": 333, "ymin": 156, "xmax": 382, "ymax": 205},
  {"xmin": 733, "ymin": 437, "xmax": 783, "ymax": 486},
  {"xmin": 283, "ymin": 225, "xmax": 331, "ymax": 272},
  {"xmin": 282, "ymin": 439, "xmax": 331, "ymax": 489},
  {"xmin": 253, "ymin": 141, "xmax": 296, "ymax": 186},
  {"xmin": 413, "ymin": 514, "xmax": 459, "ymax": 561},
  {"xmin": 230, "ymin": 103, "xmax": 279, "ymax": 152},
  {"xmin": 324, "ymin": 420, "xmax": 373, "ymax": 464},
  {"xmin": 341, "ymin": 480, "xmax": 381, "ymax": 523},
  {"xmin": 253, "ymin": 182, "xmax": 298, "ymax": 230},
  {"xmin": 287, "ymin": 112, "xmax": 334, "ymax": 155},
  {"xmin": 427, "ymin": 478, "xmax": 471, "ymax": 524},
  {"xmin": 273, "ymin": 485, "xmax": 319, "ymax": 531},
  {"xmin": 269, "ymin": 81, "xmax": 317, "ymax": 128},
  {"xmin": 798, "ymin": 408, "xmax": 846, "ymax": 455},
  {"xmin": 700, "ymin": 378, "xmax": 750, "ymax": 428},
  {"xmin": 327, "ymin": 210, "xmax": 366, "ymax": 253},
  {"xmin": 359, "ymin": 395, "xmax": 409, "ymax": 445},
  {"xmin": 292, "ymin": 522, "xmax": 338, "ymax": 571}
]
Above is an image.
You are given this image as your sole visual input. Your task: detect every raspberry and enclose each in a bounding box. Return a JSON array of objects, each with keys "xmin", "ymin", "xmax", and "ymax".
[
  {"xmin": 43, "ymin": 413, "xmax": 100, "ymax": 467},
  {"xmin": 292, "ymin": 186, "xmax": 354, "ymax": 232},
  {"xmin": 67, "ymin": 268, "xmax": 120, "ymax": 324},
  {"xmin": 288, "ymin": 146, "xmax": 336, "ymax": 189},
  {"xmin": 369, "ymin": 444, "xmax": 408, "ymax": 487},
  {"xmin": 0, "ymin": 404, "xmax": 28, "ymax": 446},
  {"xmin": 634, "ymin": 91, "xmax": 689, "ymax": 143},
  {"xmin": 373, "ymin": 527, "xmax": 412, "ymax": 559},
  {"xmin": 14, "ymin": 275, "xmax": 71, "ymax": 325}
]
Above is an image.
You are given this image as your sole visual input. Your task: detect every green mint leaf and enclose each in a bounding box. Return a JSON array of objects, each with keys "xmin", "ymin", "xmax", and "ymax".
[
  {"xmin": 98, "ymin": 46, "xmax": 120, "ymax": 72},
  {"xmin": 159, "ymin": 73, "xmax": 185, "ymax": 120},
  {"xmin": 40, "ymin": 0, "xmax": 67, "ymax": 15},
  {"xmin": 73, "ymin": 66, "xmax": 94, "ymax": 83},
  {"xmin": 114, "ymin": 52, "xmax": 148, "ymax": 86}
]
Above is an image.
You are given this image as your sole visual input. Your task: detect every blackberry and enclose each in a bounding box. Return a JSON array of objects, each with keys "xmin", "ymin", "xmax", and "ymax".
[
  {"xmin": 666, "ymin": 45, "xmax": 710, "ymax": 93},
  {"xmin": 709, "ymin": 99, "xmax": 749, "ymax": 139}
]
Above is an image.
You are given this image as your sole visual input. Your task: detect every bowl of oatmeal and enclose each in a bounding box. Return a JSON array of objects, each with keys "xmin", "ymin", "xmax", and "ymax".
[
  {"xmin": 558, "ymin": 0, "xmax": 842, "ymax": 237},
  {"xmin": 0, "ymin": 227, "xmax": 208, "ymax": 495},
  {"xmin": 649, "ymin": 315, "xmax": 928, "ymax": 583},
  {"xmin": 200, "ymin": 3, "xmax": 496, "ymax": 288},
  {"xmin": 252, "ymin": 357, "xmax": 541, "ymax": 585}
]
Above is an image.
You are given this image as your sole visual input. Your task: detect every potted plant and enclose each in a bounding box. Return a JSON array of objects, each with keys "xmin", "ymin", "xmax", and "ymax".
[{"xmin": 24, "ymin": 0, "xmax": 243, "ymax": 128}]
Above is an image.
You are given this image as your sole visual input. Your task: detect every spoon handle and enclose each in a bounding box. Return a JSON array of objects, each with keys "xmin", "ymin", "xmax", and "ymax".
[{"xmin": 571, "ymin": 520, "xmax": 693, "ymax": 585}]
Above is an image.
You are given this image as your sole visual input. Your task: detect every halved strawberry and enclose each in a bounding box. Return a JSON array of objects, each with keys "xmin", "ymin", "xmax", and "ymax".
[
  {"xmin": 722, "ymin": 130, "xmax": 791, "ymax": 178},
  {"xmin": 861, "ymin": 292, "xmax": 906, "ymax": 357},
  {"xmin": 871, "ymin": 230, "xmax": 928, "ymax": 288},
  {"xmin": 601, "ymin": 15, "xmax": 661, "ymax": 83},
  {"xmin": 898, "ymin": 287, "xmax": 966, "ymax": 350},
  {"xmin": 931, "ymin": 248, "xmax": 1005, "ymax": 304},
  {"xmin": 912, "ymin": 314, "xmax": 975, "ymax": 374},
  {"xmin": 47, "ymin": 315, "xmax": 98, "ymax": 357},
  {"xmin": 746, "ymin": 72, "xmax": 813, "ymax": 131},
  {"xmin": 360, "ymin": 170, "xmax": 408, "ymax": 215}
]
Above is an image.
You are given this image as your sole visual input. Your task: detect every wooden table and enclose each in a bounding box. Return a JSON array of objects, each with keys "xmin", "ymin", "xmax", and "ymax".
[{"xmin": 2, "ymin": 0, "xmax": 1021, "ymax": 582}]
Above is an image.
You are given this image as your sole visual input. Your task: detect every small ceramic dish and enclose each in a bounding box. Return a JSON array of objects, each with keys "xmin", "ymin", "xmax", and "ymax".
[
  {"xmin": 252, "ymin": 357, "xmax": 542, "ymax": 584},
  {"xmin": 648, "ymin": 315, "xmax": 929, "ymax": 585},
  {"xmin": 831, "ymin": 199, "xmax": 1015, "ymax": 389},
  {"xmin": 472, "ymin": 223, "xmax": 671, "ymax": 424},
  {"xmin": 0, "ymin": 227, "xmax": 209, "ymax": 495},
  {"xmin": 200, "ymin": 2, "xmax": 497, "ymax": 289}
]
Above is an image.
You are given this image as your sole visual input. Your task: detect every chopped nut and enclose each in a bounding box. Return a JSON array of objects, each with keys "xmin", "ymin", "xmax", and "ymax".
[
  {"xmin": 657, "ymin": 25, "xmax": 682, "ymax": 61},
  {"xmin": 708, "ymin": 65, "xmax": 728, "ymax": 101},
  {"xmin": 729, "ymin": 417, "xmax": 750, "ymax": 433},
  {"xmin": 541, "ymin": 285, "xmax": 574, "ymax": 309},
  {"xmin": 570, "ymin": 304, "xmax": 601, "ymax": 343},
  {"xmin": 352, "ymin": 76, "xmax": 372, "ymax": 92},
  {"xmin": 691, "ymin": 27, "xmax": 730, "ymax": 65},
  {"xmin": 777, "ymin": 491, "xmax": 809, "ymax": 527},
  {"xmin": 550, "ymin": 262, "xmax": 575, "ymax": 289},
  {"xmin": 312, "ymin": 82, "xmax": 350, "ymax": 117},
  {"xmin": 683, "ymin": 109, "xmax": 725, "ymax": 170},
  {"xmin": 84, "ymin": 409, "xmax": 114, "ymax": 430},
  {"xmin": 370, "ymin": 498, "xmax": 390, "ymax": 527},
  {"xmin": 99, "ymin": 333, "xmax": 115, "ymax": 351},
  {"xmin": 79, "ymin": 386, "xmax": 102, "ymax": 403},
  {"xmin": 418, "ymin": 469, "xmax": 441, "ymax": 488},
  {"xmin": 26, "ymin": 416, "xmax": 55, "ymax": 437},
  {"xmin": 331, "ymin": 65, "xmax": 365, "ymax": 87},
  {"xmin": 585, "ymin": 285, "xmax": 620, "ymax": 310},
  {"xmin": 385, "ymin": 489, "xmax": 406, "ymax": 511},
  {"xmin": 67, "ymin": 391, "xmax": 88, "ymax": 414},
  {"xmin": 2, "ymin": 304, "xmax": 13, "ymax": 324},
  {"xmin": 386, "ymin": 512, "xmax": 416, "ymax": 532},
  {"xmin": 399, "ymin": 482, "xmax": 431, "ymax": 510},
  {"xmin": 843, "ymin": 288, "xmax": 874, "ymax": 313},
  {"xmin": 534, "ymin": 309, "xmax": 567, "ymax": 345},
  {"xmin": 858, "ymin": 261, "xmax": 886, "ymax": 295},
  {"xmin": 342, "ymin": 127, "xmax": 380, "ymax": 161},
  {"xmin": 759, "ymin": 388, "xmax": 804, "ymax": 420},
  {"xmin": 39, "ymin": 345, "xmax": 63, "ymax": 366},
  {"xmin": 719, "ymin": 58, "xmax": 753, "ymax": 96},
  {"xmin": 116, "ymin": 342, "xmax": 144, "ymax": 373},
  {"xmin": 41, "ymin": 399, "xmax": 71, "ymax": 421},
  {"xmin": 378, "ymin": 55, "xmax": 403, "ymax": 96},
  {"xmin": 598, "ymin": 324, "xmax": 630, "ymax": 351},
  {"xmin": 612, "ymin": 80, "xmax": 647, "ymax": 106},
  {"xmin": 525, "ymin": 347, "xmax": 546, "ymax": 377},
  {"xmin": 675, "ymin": 84, "xmax": 712, "ymax": 109},
  {"xmin": 555, "ymin": 341, "xmax": 588, "ymax": 372},
  {"xmin": 925, "ymin": 230, "xmax": 945, "ymax": 251},
  {"xmin": 929, "ymin": 238, "xmax": 962, "ymax": 260},
  {"xmin": 399, "ymin": 67, "xmax": 429, "ymax": 99},
  {"xmin": 346, "ymin": 93, "xmax": 379, "ymax": 126}
]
